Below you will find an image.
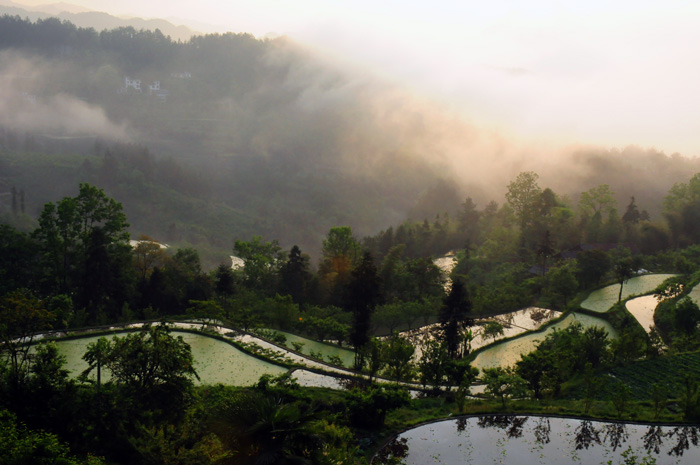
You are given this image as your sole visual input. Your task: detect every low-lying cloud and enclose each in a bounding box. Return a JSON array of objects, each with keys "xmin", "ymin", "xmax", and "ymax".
[{"xmin": 0, "ymin": 51, "xmax": 129, "ymax": 139}]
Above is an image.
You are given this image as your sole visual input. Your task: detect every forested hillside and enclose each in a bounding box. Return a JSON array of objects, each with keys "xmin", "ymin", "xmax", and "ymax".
[
  {"xmin": 2, "ymin": 16, "xmax": 700, "ymax": 264},
  {"xmin": 0, "ymin": 16, "xmax": 448, "ymax": 261}
]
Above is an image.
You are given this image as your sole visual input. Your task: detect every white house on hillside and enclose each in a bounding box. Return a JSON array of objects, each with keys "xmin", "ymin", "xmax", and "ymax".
[{"xmin": 124, "ymin": 77, "xmax": 142, "ymax": 91}]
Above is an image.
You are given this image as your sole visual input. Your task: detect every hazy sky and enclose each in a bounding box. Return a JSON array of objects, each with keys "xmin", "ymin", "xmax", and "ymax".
[{"xmin": 16, "ymin": 0, "xmax": 700, "ymax": 156}]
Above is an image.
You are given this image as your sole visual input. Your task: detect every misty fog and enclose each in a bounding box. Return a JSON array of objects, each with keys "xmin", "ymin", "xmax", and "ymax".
[{"xmin": 1, "ymin": 17, "xmax": 699, "ymax": 259}]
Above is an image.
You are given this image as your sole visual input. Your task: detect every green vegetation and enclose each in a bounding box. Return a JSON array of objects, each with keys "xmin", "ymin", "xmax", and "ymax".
[
  {"xmin": 3, "ymin": 164, "xmax": 700, "ymax": 462},
  {"xmin": 6, "ymin": 16, "xmax": 700, "ymax": 463},
  {"xmin": 55, "ymin": 331, "xmax": 289, "ymax": 386},
  {"xmin": 4, "ymin": 168, "xmax": 700, "ymax": 461}
]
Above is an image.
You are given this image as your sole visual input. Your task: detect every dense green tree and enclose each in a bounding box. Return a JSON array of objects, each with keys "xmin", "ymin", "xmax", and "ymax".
[
  {"xmin": 610, "ymin": 380, "xmax": 632, "ymax": 419},
  {"xmin": 446, "ymin": 358, "xmax": 479, "ymax": 388},
  {"xmin": 664, "ymin": 173, "xmax": 700, "ymax": 213},
  {"xmin": 516, "ymin": 350, "xmax": 557, "ymax": 399},
  {"xmin": 0, "ymin": 409, "xmax": 104, "ymax": 465},
  {"xmin": 547, "ymin": 264, "xmax": 579, "ymax": 308},
  {"xmin": 516, "ymin": 322, "xmax": 612, "ymax": 398},
  {"xmin": 610, "ymin": 325, "xmax": 646, "ymax": 364},
  {"xmin": 366, "ymin": 338, "xmax": 386, "ymax": 383},
  {"xmin": 482, "ymin": 321, "xmax": 505, "ymax": 342},
  {"xmin": 373, "ymin": 303, "xmax": 404, "ymax": 334},
  {"xmin": 132, "ymin": 236, "xmax": 168, "ymax": 281},
  {"xmin": 584, "ymin": 210, "xmax": 603, "ymax": 243},
  {"xmin": 347, "ymin": 385, "xmax": 410, "ymax": 429},
  {"xmin": 398, "ymin": 257, "xmax": 444, "ymax": 301},
  {"xmin": 639, "ymin": 223, "xmax": 671, "ymax": 254},
  {"xmin": 378, "ymin": 244, "xmax": 406, "ymax": 300},
  {"xmin": 578, "ymin": 184, "xmax": 617, "ymax": 219},
  {"xmin": 601, "ymin": 208, "xmax": 624, "ymax": 243},
  {"xmin": 81, "ymin": 337, "xmax": 111, "ymax": 392},
  {"xmin": 21, "ymin": 342, "xmax": 77, "ymax": 434},
  {"xmin": 611, "ymin": 248, "xmax": 638, "ymax": 302},
  {"xmin": 186, "ymin": 300, "xmax": 225, "ymax": 327},
  {"xmin": 383, "ymin": 332, "xmax": 415, "ymax": 382},
  {"xmin": 674, "ymin": 297, "xmax": 700, "ymax": 335},
  {"xmin": 319, "ymin": 227, "xmax": 361, "ymax": 303},
  {"xmin": 418, "ymin": 339, "xmax": 451, "ymax": 392},
  {"xmin": 535, "ymin": 229, "xmax": 556, "ymax": 277},
  {"xmin": 299, "ymin": 307, "xmax": 349, "ymax": 344},
  {"xmin": 214, "ymin": 263, "xmax": 236, "ymax": 297},
  {"xmin": 576, "ymin": 249, "xmax": 611, "ymax": 288},
  {"xmin": 103, "ymin": 324, "xmax": 199, "ymax": 425},
  {"xmin": 663, "ymin": 173, "xmax": 700, "ymax": 246},
  {"xmin": 482, "ymin": 367, "xmax": 528, "ymax": 408},
  {"xmin": 212, "ymin": 390, "xmax": 321, "ymax": 465},
  {"xmin": 77, "ymin": 227, "xmax": 134, "ymax": 321},
  {"xmin": 457, "ymin": 197, "xmax": 481, "ymax": 242},
  {"xmin": 0, "ymin": 225, "xmax": 40, "ymax": 295},
  {"xmin": 622, "ymin": 196, "xmax": 643, "ymax": 225},
  {"xmin": 321, "ymin": 226, "xmax": 360, "ymax": 269},
  {"xmin": 32, "ymin": 184, "xmax": 130, "ymax": 307},
  {"xmin": 278, "ymin": 245, "xmax": 312, "ymax": 304},
  {"xmin": 0, "ymin": 289, "xmax": 55, "ymax": 391},
  {"xmin": 505, "ymin": 171, "xmax": 542, "ymax": 230},
  {"xmin": 580, "ymin": 326, "xmax": 611, "ymax": 369},
  {"xmin": 679, "ymin": 375, "xmax": 700, "ymax": 421},
  {"xmin": 439, "ymin": 278, "xmax": 473, "ymax": 359},
  {"xmin": 158, "ymin": 248, "xmax": 213, "ymax": 314},
  {"xmin": 345, "ymin": 252, "xmax": 382, "ymax": 368},
  {"xmin": 233, "ymin": 237, "xmax": 284, "ymax": 294}
]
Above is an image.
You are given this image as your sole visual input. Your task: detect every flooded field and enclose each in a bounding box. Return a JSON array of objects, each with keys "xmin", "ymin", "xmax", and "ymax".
[
  {"xmin": 374, "ymin": 415, "xmax": 700, "ymax": 465},
  {"xmin": 688, "ymin": 283, "xmax": 700, "ymax": 305},
  {"xmin": 434, "ymin": 252, "xmax": 458, "ymax": 290},
  {"xmin": 401, "ymin": 307, "xmax": 561, "ymax": 360},
  {"xmin": 54, "ymin": 331, "xmax": 288, "ymax": 386},
  {"xmin": 625, "ymin": 295, "xmax": 661, "ymax": 334},
  {"xmin": 471, "ymin": 313, "xmax": 617, "ymax": 370},
  {"xmin": 580, "ymin": 274, "xmax": 677, "ymax": 312},
  {"xmin": 269, "ymin": 330, "xmax": 355, "ymax": 367}
]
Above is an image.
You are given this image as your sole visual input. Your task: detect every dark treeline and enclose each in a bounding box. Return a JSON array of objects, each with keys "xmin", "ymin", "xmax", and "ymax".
[{"xmin": 6, "ymin": 168, "xmax": 700, "ymax": 330}]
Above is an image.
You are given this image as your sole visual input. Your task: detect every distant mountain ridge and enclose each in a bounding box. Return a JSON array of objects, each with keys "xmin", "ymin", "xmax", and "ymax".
[{"xmin": 0, "ymin": 1, "xmax": 197, "ymax": 41}]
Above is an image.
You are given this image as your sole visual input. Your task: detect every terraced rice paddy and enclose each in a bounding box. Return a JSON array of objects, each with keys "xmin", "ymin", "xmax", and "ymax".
[
  {"xmin": 580, "ymin": 274, "xmax": 677, "ymax": 312},
  {"xmin": 53, "ymin": 331, "xmax": 288, "ymax": 386},
  {"xmin": 470, "ymin": 313, "xmax": 617, "ymax": 370},
  {"xmin": 401, "ymin": 307, "xmax": 561, "ymax": 359},
  {"xmin": 376, "ymin": 416, "xmax": 700, "ymax": 464},
  {"xmin": 475, "ymin": 307, "xmax": 560, "ymax": 349},
  {"xmin": 266, "ymin": 330, "xmax": 355, "ymax": 367},
  {"xmin": 625, "ymin": 295, "xmax": 661, "ymax": 334},
  {"xmin": 688, "ymin": 283, "xmax": 700, "ymax": 304}
]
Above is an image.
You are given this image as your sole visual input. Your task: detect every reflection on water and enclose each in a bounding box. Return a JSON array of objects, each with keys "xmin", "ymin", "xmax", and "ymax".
[
  {"xmin": 374, "ymin": 437, "xmax": 409, "ymax": 464},
  {"xmin": 643, "ymin": 426, "xmax": 664, "ymax": 454},
  {"xmin": 456, "ymin": 417, "xmax": 467, "ymax": 432},
  {"xmin": 669, "ymin": 426, "xmax": 699, "ymax": 457},
  {"xmin": 477, "ymin": 415, "xmax": 528, "ymax": 439},
  {"xmin": 534, "ymin": 417, "xmax": 551, "ymax": 445},
  {"xmin": 374, "ymin": 416, "xmax": 700, "ymax": 464},
  {"xmin": 603, "ymin": 423, "xmax": 629, "ymax": 451},
  {"xmin": 471, "ymin": 312, "xmax": 617, "ymax": 370},
  {"xmin": 575, "ymin": 420, "xmax": 602, "ymax": 450}
]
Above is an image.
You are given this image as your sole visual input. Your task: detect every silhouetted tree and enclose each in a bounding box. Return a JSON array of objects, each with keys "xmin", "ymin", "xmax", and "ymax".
[
  {"xmin": 279, "ymin": 245, "xmax": 311, "ymax": 304},
  {"xmin": 440, "ymin": 278, "xmax": 473, "ymax": 359},
  {"xmin": 345, "ymin": 252, "xmax": 382, "ymax": 369}
]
